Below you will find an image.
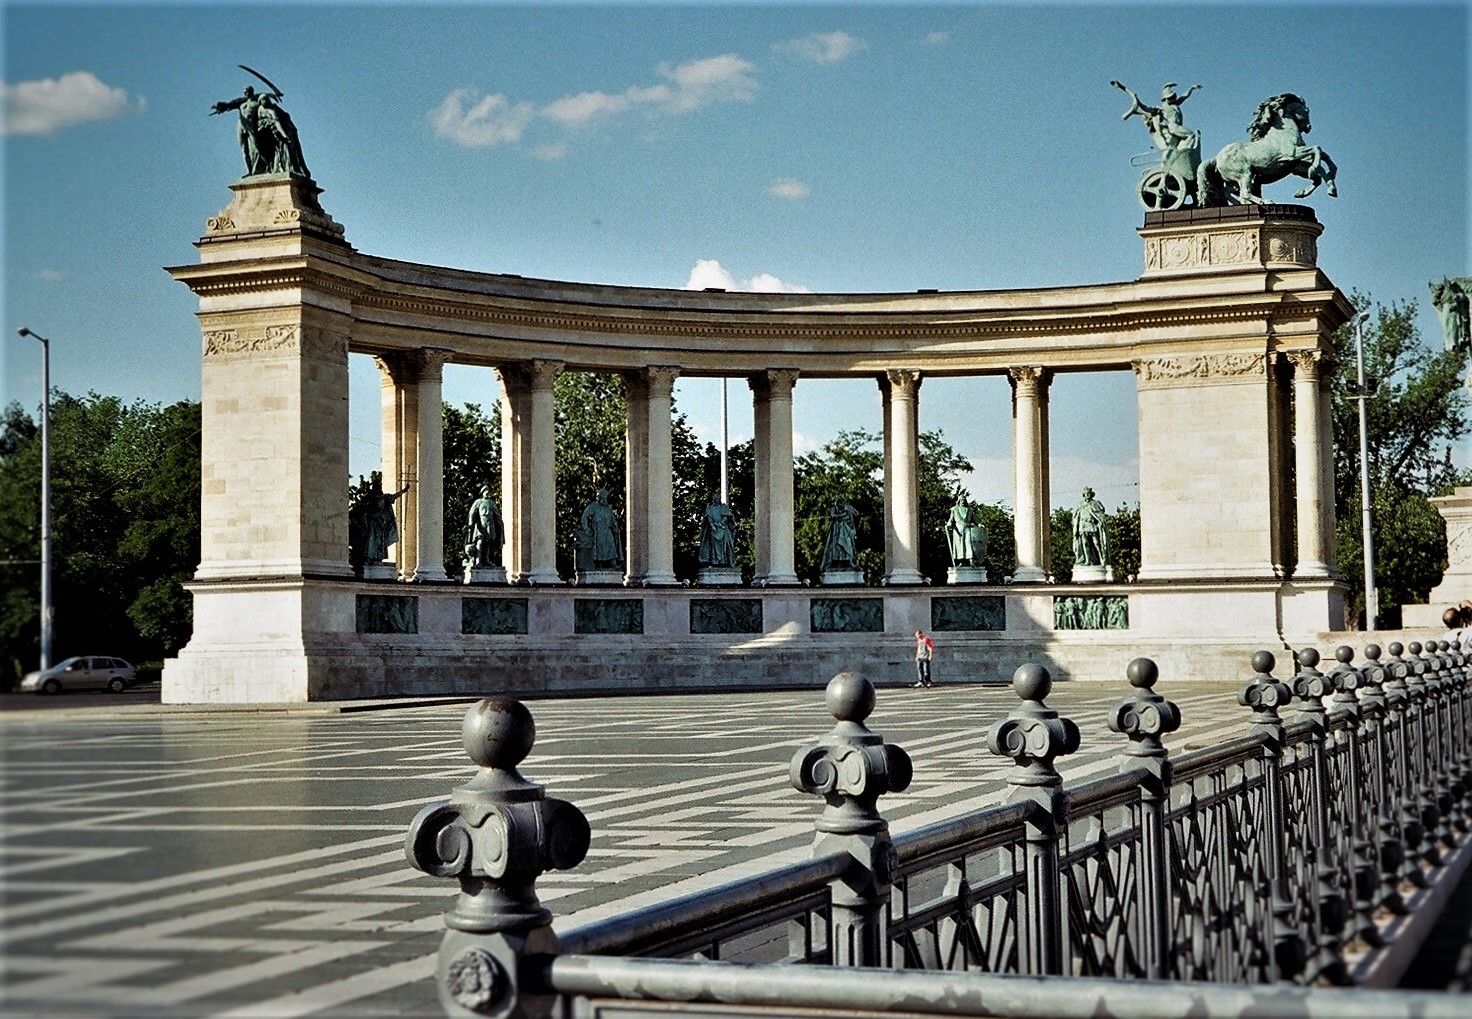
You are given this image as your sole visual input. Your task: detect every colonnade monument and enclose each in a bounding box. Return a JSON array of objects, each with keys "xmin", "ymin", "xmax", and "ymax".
[{"xmin": 164, "ymin": 75, "xmax": 1352, "ymax": 703}]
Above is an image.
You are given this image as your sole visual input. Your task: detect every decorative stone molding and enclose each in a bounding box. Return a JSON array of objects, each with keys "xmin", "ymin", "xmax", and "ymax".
[
  {"xmin": 1140, "ymin": 214, "xmax": 1321, "ymax": 279},
  {"xmin": 203, "ymin": 174, "xmax": 347, "ymax": 243},
  {"xmin": 1133, "ymin": 352, "xmax": 1267, "ymax": 388},
  {"xmin": 1284, "ymin": 348, "xmax": 1327, "ymax": 379}
]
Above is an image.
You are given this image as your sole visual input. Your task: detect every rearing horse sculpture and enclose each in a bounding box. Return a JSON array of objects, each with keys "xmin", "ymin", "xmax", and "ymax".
[{"xmin": 1199, "ymin": 93, "xmax": 1338, "ymax": 207}]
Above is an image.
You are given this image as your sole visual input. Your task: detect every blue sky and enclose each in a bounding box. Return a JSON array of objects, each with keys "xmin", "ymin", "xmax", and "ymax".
[{"xmin": 4, "ymin": 1, "xmax": 1468, "ymax": 509}]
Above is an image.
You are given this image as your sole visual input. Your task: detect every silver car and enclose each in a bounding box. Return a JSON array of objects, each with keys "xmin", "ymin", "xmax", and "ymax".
[{"xmin": 20, "ymin": 656, "xmax": 136, "ymax": 694}]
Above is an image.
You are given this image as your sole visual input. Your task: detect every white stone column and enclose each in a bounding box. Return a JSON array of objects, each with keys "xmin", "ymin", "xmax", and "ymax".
[
  {"xmin": 625, "ymin": 366, "xmax": 679, "ymax": 586},
  {"xmin": 496, "ymin": 366, "xmax": 530, "ymax": 582},
  {"xmin": 882, "ymin": 369, "xmax": 924, "ymax": 585},
  {"xmin": 1010, "ymin": 365, "xmax": 1050, "ymax": 582},
  {"xmin": 525, "ymin": 359, "xmax": 563, "ymax": 584},
  {"xmin": 411, "ymin": 349, "xmax": 452, "ymax": 582},
  {"xmin": 1316, "ymin": 364, "xmax": 1338, "ymax": 576},
  {"xmin": 1288, "ymin": 349, "xmax": 1331, "ymax": 578},
  {"xmin": 750, "ymin": 369, "xmax": 800, "ymax": 585},
  {"xmin": 376, "ymin": 353, "xmax": 418, "ymax": 578}
]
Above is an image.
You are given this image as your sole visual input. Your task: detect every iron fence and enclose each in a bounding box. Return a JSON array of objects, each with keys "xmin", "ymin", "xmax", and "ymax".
[{"xmin": 406, "ymin": 638, "xmax": 1471, "ymax": 1017}]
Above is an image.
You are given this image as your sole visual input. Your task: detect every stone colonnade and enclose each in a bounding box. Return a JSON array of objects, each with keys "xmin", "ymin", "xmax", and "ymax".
[{"xmin": 166, "ymin": 179, "xmax": 1353, "ymax": 701}]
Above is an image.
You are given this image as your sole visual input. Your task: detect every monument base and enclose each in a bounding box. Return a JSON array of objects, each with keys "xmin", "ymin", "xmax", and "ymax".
[
  {"xmin": 947, "ymin": 565, "xmax": 989, "ymax": 585},
  {"xmin": 464, "ymin": 565, "xmax": 508, "ymax": 585},
  {"xmin": 575, "ymin": 569, "xmax": 625, "ymax": 586},
  {"xmin": 821, "ymin": 568, "xmax": 865, "ymax": 586},
  {"xmin": 361, "ymin": 561, "xmax": 396, "ymax": 581},
  {"xmin": 1072, "ymin": 564, "xmax": 1114, "ymax": 583},
  {"xmin": 697, "ymin": 567, "xmax": 743, "ymax": 586}
]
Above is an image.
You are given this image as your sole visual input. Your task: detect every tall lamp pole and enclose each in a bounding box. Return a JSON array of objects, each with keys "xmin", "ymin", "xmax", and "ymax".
[
  {"xmin": 16, "ymin": 328, "xmax": 52, "ymax": 669},
  {"xmin": 1351, "ymin": 311, "xmax": 1379, "ymax": 630}
]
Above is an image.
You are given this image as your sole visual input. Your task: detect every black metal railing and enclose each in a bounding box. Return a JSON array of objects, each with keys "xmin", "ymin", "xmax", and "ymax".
[{"xmin": 406, "ymin": 638, "xmax": 1471, "ymax": 1017}]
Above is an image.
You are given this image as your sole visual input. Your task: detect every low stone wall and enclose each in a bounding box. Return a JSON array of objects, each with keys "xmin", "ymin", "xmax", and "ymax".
[{"xmin": 162, "ymin": 576, "xmax": 1352, "ymax": 703}]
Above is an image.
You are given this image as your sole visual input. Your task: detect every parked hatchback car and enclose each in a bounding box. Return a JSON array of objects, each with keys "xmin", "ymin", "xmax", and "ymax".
[{"xmin": 20, "ymin": 656, "xmax": 136, "ymax": 694}]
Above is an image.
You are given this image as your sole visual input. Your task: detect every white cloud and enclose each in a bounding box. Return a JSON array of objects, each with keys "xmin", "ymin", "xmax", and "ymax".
[
  {"xmin": 775, "ymin": 31, "xmax": 867, "ymax": 64},
  {"xmin": 923, "ymin": 31, "xmax": 951, "ymax": 46},
  {"xmin": 34, "ymin": 268, "xmax": 64, "ymax": 283},
  {"xmin": 531, "ymin": 141, "xmax": 569, "ymax": 161},
  {"xmin": 657, "ymin": 54, "xmax": 758, "ymax": 112},
  {"xmin": 683, "ymin": 259, "xmax": 810, "ymax": 294},
  {"xmin": 769, "ymin": 178, "xmax": 810, "ymax": 200},
  {"xmin": 429, "ymin": 89, "xmax": 534, "ymax": 147},
  {"xmin": 2, "ymin": 71, "xmax": 144, "ymax": 136}
]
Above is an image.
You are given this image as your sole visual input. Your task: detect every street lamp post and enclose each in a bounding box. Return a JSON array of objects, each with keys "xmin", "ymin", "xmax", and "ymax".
[
  {"xmin": 1351, "ymin": 311, "xmax": 1379, "ymax": 630},
  {"xmin": 16, "ymin": 327, "xmax": 52, "ymax": 669}
]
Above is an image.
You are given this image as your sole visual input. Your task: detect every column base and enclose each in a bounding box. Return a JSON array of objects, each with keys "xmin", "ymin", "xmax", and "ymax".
[
  {"xmin": 522, "ymin": 569, "xmax": 565, "ymax": 586},
  {"xmin": 753, "ymin": 574, "xmax": 801, "ymax": 587},
  {"xmin": 883, "ymin": 570, "xmax": 926, "ymax": 586},
  {"xmin": 1011, "ymin": 566, "xmax": 1049, "ymax": 583},
  {"xmin": 1293, "ymin": 561, "xmax": 1332, "ymax": 580},
  {"xmin": 631, "ymin": 571, "xmax": 680, "ymax": 587},
  {"xmin": 409, "ymin": 567, "xmax": 450, "ymax": 583}
]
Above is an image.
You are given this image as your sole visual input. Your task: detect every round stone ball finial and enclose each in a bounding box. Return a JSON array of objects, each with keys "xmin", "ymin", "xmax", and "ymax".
[
  {"xmin": 1364, "ymin": 644, "xmax": 1382, "ymax": 662},
  {"xmin": 825, "ymin": 671, "xmax": 876, "ymax": 723},
  {"xmin": 1252, "ymin": 650, "xmax": 1277, "ymax": 676},
  {"xmin": 1335, "ymin": 646, "xmax": 1355, "ymax": 666},
  {"xmin": 1126, "ymin": 657, "xmax": 1159, "ymax": 689},
  {"xmin": 1388, "ymin": 642, "xmax": 1404, "ymax": 657},
  {"xmin": 1013, "ymin": 663, "xmax": 1052, "ymax": 702},
  {"xmin": 1296, "ymin": 646, "xmax": 1320, "ymax": 669},
  {"xmin": 462, "ymin": 696, "xmax": 536, "ymax": 770}
]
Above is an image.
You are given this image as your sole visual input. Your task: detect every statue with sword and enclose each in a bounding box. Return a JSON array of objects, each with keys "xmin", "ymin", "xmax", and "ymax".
[{"xmin": 211, "ymin": 66, "xmax": 311, "ymax": 179}]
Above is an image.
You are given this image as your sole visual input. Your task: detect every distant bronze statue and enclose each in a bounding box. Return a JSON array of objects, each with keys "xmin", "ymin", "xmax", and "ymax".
[
  {"xmin": 576, "ymin": 487, "xmax": 623, "ymax": 571},
  {"xmin": 821, "ymin": 499, "xmax": 859, "ymax": 572},
  {"xmin": 698, "ymin": 494, "xmax": 738, "ymax": 568},
  {"xmin": 463, "ymin": 487, "xmax": 504, "ymax": 569},
  {"xmin": 1199, "ymin": 93, "xmax": 1337, "ymax": 206},
  {"xmin": 945, "ymin": 493, "xmax": 987, "ymax": 567},
  {"xmin": 349, "ymin": 476, "xmax": 410, "ymax": 571},
  {"xmin": 1072, "ymin": 487, "xmax": 1109, "ymax": 568},
  {"xmin": 211, "ymin": 66, "xmax": 311, "ymax": 179},
  {"xmin": 1430, "ymin": 278, "xmax": 1471, "ymax": 355}
]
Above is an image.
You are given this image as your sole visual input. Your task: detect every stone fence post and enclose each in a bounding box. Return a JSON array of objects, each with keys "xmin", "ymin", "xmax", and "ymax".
[
  {"xmin": 987, "ymin": 663, "xmax": 1080, "ymax": 976},
  {"xmin": 1238, "ymin": 651, "xmax": 1305, "ymax": 984},
  {"xmin": 1106, "ymin": 657, "xmax": 1180, "ymax": 980},
  {"xmin": 406, "ymin": 697, "xmax": 591, "ymax": 1018},
  {"xmin": 791, "ymin": 671, "xmax": 913, "ymax": 968}
]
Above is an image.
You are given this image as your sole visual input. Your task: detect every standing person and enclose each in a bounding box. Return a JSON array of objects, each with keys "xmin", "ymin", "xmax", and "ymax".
[{"xmin": 913, "ymin": 629, "xmax": 935, "ymax": 688}]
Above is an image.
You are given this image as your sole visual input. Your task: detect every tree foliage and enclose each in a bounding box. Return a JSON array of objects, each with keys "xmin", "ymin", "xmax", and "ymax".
[
  {"xmin": 442, "ymin": 402, "xmax": 501, "ymax": 575},
  {"xmin": 0, "ymin": 394, "xmax": 200, "ymax": 686},
  {"xmin": 1329, "ymin": 295, "xmax": 1470, "ymax": 626}
]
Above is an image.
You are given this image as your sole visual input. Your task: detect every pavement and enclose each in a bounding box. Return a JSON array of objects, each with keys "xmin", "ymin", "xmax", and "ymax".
[{"xmin": 0, "ymin": 678, "xmax": 1461, "ymax": 1017}]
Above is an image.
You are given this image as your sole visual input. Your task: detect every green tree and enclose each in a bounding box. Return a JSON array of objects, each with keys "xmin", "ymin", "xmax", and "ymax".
[
  {"xmin": 1106, "ymin": 503, "xmax": 1142, "ymax": 582},
  {"xmin": 1329, "ymin": 296, "xmax": 1470, "ymax": 626},
  {"xmin": 0, "ymin": 394, "xmax": 201, "ymax": 686},
  {"xmin": 794, "ymin": 431, "xmax": 885, "ymax": 584}
]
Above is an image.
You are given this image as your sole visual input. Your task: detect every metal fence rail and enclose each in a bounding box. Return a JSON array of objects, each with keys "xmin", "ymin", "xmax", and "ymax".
[{"xmin": 405, "ymin": 639, "xmax": 1471, "ymax": 1017}]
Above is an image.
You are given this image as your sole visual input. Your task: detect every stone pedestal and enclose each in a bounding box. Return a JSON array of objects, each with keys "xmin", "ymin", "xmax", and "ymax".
[
  {"xmin": 362, "ymin": 561, "xmax": 396, "ymax": 581},
  {"xmin": 822, "ymin": 569, "xmax": 865, "ymax": 586},
  {"xmin": 697, "ymin": 567, "xmax": 743, "ymax": 586},
  {"xmin": 1072, "ymin": 564, "xmax": 1113, "ymax": 583},
  {"xmin": 464, "ymin": 566, "xmax": 508, "ymax": 585},
  {"xmin": 575, "ymin": 569, "xmax": 624, "ymax": 586},
  {"xmin": 1403, "ymin": 486, "xmax": 1472, "ymax": 627},
  {"xmin": 947, "ymin": 565, "xmax": 989, "ymax": 585}
]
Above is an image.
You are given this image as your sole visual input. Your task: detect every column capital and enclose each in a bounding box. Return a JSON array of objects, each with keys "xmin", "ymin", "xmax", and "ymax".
[
  {"xmin": 498, "ymin": 359, "xmax": 563, "ymax": 392},
  {"xmin": 882, "ymin": 368, "xmax": 922, "ymax": 399},
  {"xmin": 374, "ymin": 351, "xmax": 413, "ymax": 383},
  {"xmin": 748, "ymin": 368, "xmax": 799, "ymax": 400},
  {"xmin": 1284, "ymin": 348, "xmax": 1330, "ymax": 379},
  {"xmin": 625, "ymin": 365, "xmax": 680, "ymax": 399},
  {"xmin": 1008, "ymin": 365, "xmax": 1050, "ymax": 397},
  {"xmin": 414, "ymin": 347, "xmax": 454, "ymax": 382}
]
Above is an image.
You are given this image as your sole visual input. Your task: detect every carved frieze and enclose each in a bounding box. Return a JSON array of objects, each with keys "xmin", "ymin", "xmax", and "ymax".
[
  {"xmin": 1142, "ymin": 223, "xmax": 1318, "ymax": 276},
  {"xmin": 1134, "ymin": 352, "xmax": 1267, "ymax": 387},
  {"xmin": 202, "ymin": 323, "xmax": 347, "ymax": 361}
]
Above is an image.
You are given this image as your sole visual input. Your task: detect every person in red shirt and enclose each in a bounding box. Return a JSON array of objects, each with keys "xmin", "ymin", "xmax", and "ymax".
[{"xmin": 913, "ymin": 630, "xmax": 935, "ymax": 688}]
